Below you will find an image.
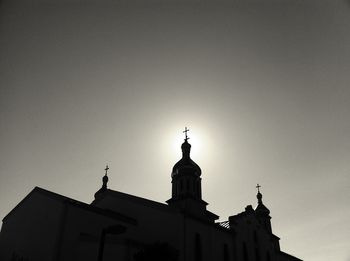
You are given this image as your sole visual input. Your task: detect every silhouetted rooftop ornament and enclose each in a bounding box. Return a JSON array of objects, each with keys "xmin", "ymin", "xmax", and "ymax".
[
  {"xmin": 181, "ymin": 127, "xmax": 192, "ymax": 160},
  {"xmin": 255, "ymin": 183, "xmax": 270, "ymax": 216},
  {"xmin": 168, "ymin": 128, "xmax": 207, "ymax": 208},
  {"xmin": 183, "ymin": 127, "xmax": 190, "ymax": 141},
  {"xmin": 171, "ymin": 128, "xmax": 201, "ymax": 178},
  {"xmin": 256, "ymin": 183, "xmax": 261, "ymax": 193},
  {"xmin": 103, "ymin": 165, "xmax": 109, "ymax": 186},
  {"xmin": 256, "ymin": 183, "xmax": 263, "ymax": 204},
  {"xmin": 94, "ymin": 165, "xmax": 109, "ymax": 199}
]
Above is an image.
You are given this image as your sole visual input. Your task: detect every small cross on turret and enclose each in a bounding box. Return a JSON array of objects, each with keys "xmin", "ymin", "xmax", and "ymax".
[
  {"xmin": 256, "ymin": 183, "xmax": 261, "ymax": 193},
  {"xmin": 104, "ymin": 165, "xmax": 109, "ymax": 176},
  {"xmin": 183, "ymin": 127, "xmax": 190, "ymax": 141},
  {"xmin": 94, "ymin": 165, "xmax": 109, "ymax": 199}
]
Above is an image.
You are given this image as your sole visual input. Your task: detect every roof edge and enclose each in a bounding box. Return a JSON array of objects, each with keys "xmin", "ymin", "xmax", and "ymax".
[
  {"xmin": 95, "ymin": 189, "xmax": 180, "ymax": 214},
  {"xmin": 2, "ymin": 186, "xmax": 40, "ymax": 222},
  {"xmin": 279, "ymin": 251, "xmax": 303, "ymax": 261},
  {"xmin": 3, "ymin": 187, "xmax": 137, "ymax": 225}
]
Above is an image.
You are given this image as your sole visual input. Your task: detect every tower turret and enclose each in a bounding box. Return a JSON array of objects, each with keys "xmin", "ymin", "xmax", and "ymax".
[
  {"xmin": 166, "ymin": 128, "xmax": 218, "ymax": 222},
  {"xmin": 255, "ymin": 184, "xmax": 272, "ymax": 233},
  {"xmin": 94, "ymin": 165, "xmax": 109, "ymax": 199},
  {"xmin": 169, "ymin": 128, "xmax": 202, "ymax": 201}
]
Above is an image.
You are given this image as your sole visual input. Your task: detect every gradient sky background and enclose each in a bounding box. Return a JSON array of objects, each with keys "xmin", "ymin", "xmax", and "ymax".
[{"xmin": 1, "ymin": 0, "xmax": 350, "ymax": 260}]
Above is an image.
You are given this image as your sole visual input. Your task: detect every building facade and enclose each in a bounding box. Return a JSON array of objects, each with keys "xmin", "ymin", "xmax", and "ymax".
[{"xmin": 0, "ymin": 135, "xmax": 302, "ymax": 261}]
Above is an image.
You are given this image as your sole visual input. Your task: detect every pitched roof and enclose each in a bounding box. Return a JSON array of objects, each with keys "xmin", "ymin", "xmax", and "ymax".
[
  {"xmin": 93, "ymin": 189, "xmax": 221, "ymax": 226},
  {"xmin": 279, "ymin": 251, "xmax": 303, "ymax": 261},
  {"xmin": 93, "ymin": 189, "xmax": 180, "ymax": 214},
  {"xmin": 3, "ymin": 187, "xmax": 137, "ymax": 225}
]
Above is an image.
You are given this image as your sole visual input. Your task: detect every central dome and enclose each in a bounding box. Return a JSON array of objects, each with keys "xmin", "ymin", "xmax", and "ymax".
[{"xmin": 171, "ymin": 140, "xmax": 201, "ymax": 178}]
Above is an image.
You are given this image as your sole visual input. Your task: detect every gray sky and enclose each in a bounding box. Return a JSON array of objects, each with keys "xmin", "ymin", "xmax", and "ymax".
[{"xmin": 1, "ymin": 0, "xmax": 350, "ymax": 260}]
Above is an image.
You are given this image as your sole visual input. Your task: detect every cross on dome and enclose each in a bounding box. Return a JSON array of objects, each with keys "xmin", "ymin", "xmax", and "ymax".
[
  {"xmin": 183, "ymin": 127, "xmax": 190, "ymax": 141},
  {"xmin": 104, "ymin": 165, "xmax": 109, "ymax": 176},
  {"xmin": 94, "ymin": 165, "xmax": 109, "ymax": 199},
  {"xmin": 256, "ymin": 183, "xmax": 261, "ymax": 193}
]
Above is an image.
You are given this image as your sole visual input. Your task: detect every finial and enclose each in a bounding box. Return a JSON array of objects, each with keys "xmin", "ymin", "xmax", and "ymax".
[
  {"xmin": 256, "ymin": 183, "xmax": 261, "ymax": 193},
  {"xmin": 256, "ymin": 184, "xmax": 263, "ymax": 204},
  {"xmin": 183, "ymin": 127, "xmax": 190, "ymax": 141},
  {"xmin": 254, "ymin": 183, "xmax": 270, "ymax": 217},
  {"xmin": 102, "ymin": 165, "xmax": 109, "ymax": 187},
  {"xmin": 95, "ymin": 164, "xmax": 109, "ymax": 199},
  {"xmin": 181, "ymin": 127, "xmax": 191, "ymax": 159},
  {"xmin": 104, "ymin": 165, "xmax": 109, "ymax": 176}
]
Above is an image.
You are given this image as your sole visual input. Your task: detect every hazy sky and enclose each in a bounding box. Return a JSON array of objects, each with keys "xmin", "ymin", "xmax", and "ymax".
[{"xmin": 1, "ymin": 0, "xmax": 350, "ymax": 260}]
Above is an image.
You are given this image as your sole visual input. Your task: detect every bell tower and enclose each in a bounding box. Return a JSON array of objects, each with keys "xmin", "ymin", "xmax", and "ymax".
[
  {"xmin": 169, "ymin": 127, "xmax": 202, "ymax": 201},
  {"xmin": 166, "ymin": 128, "xmax": 218, "ymax": 222},
  {"xmin": 255, "ymin": 184, "xmax": 272, "ymax": 233},
  {"xmin": 94, "ymin": 165, "xmax": 109, "ymax": 199}
]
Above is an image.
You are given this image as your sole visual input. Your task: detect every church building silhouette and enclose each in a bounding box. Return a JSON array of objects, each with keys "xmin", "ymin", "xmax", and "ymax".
[{"xmin": 0, "ymin": 129, "xmax": 302, "ymax": 261}]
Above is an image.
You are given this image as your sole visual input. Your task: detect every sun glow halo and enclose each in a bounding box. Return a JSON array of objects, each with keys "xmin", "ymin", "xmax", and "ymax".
[{"xmin": 171, "ymin": 128, "xmax": 207, "ymax": 163}]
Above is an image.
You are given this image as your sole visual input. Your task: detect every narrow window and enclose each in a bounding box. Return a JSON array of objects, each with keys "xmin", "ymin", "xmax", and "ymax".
[
  {"xmin": 195, "ymin": 233, "xmax": 202, "ymax": 261},
  {"xmin": 180, "ymin": 180, "xmax": 183, "ymax": 192},
  {"xmin": 266, "ymin": 251, "xmax": 271, "ymax": 261},
  {"xmin": 255, "ymin": 248, "xmax": 260, "ymax": 261},
  {"xmin": 233, "ymin": 239, "xmax": 238, "ymax": 261},
  {"xmin": 197, "ymin": 181, "xmax": 201, "ymax": 197},
  {"xmin": 254, "ymin": 230, "xmax": 258, "ymax": 244},
  {"xmin": 223, "ymin": 243, "xmax": 229, "ymax": 261},
  {"xmin": 243, "ymin": 242, "xmax": 249, "ymax": 261},
  {"xmin": 186, "ymin": 179, "xmax": 190, "ymax": 190}
]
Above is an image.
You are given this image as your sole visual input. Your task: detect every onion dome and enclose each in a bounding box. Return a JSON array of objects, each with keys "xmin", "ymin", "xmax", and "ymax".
[
  {"xmin": 94, "ymin": 165, "xmax": 109, "ymax": 199},
  {"xmin": 171, "ymin": 139, "xmax": 201, "ymax": 178},
  {"xmin": 255, "ymin": 184, "xmax": 270, "ymax": 216}
]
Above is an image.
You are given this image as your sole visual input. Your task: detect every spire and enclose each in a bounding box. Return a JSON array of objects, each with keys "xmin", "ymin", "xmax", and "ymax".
[
  {"xmin": 167, "ymin": 129, "xmax": 218, "ymax": 222},
  {"xmin": 181, "ymin": 127, "xmax": 191, "ymax": 159},
  {"xmin": 183, "ymin": 127, "xmax": 190, "ymax": 142},
  {"xmin": 256, "ymin": 183, "xmax": 261, "ymax": 193},
  {"xmin": 254, "ymin": 183, "xmax": 272, "ymax": 233},
  {"xmin": 102, "ymin": 165, "xmax": 109, "ymax": 189},
  {"xmin": 256, "ymin": 183, "xmax": 263, "ymax": 204},
  {"xmin": 168, "ymin": 128, "xmax": 202, "ymax": 199},
  {"xmin": 94, "ymin": 165, "xmax": 109, "ymax": 199},
  {"xmin": 255, "ymin": 183, "xmax": 270, "ymax": 216}
]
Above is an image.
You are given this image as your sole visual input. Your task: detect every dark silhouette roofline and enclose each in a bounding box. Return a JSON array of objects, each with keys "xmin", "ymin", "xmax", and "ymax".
[
  {"xmin": 93, "ymin": 189, "xmax": 180, "ymax": 214},
  {"xmin": 279, "ymin": 251, "xmax": 303, "ymax": 261},
  {"xmin": 93, "ymin": 189, "xmax": 220, "ymax": 225},
  {"xmin": 3, "ymin": 187, "xmax": 137, "ymax": 225},
  {"xmin": 229, "ymin": 209, "xmax": 280, "ymax": 240}
]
